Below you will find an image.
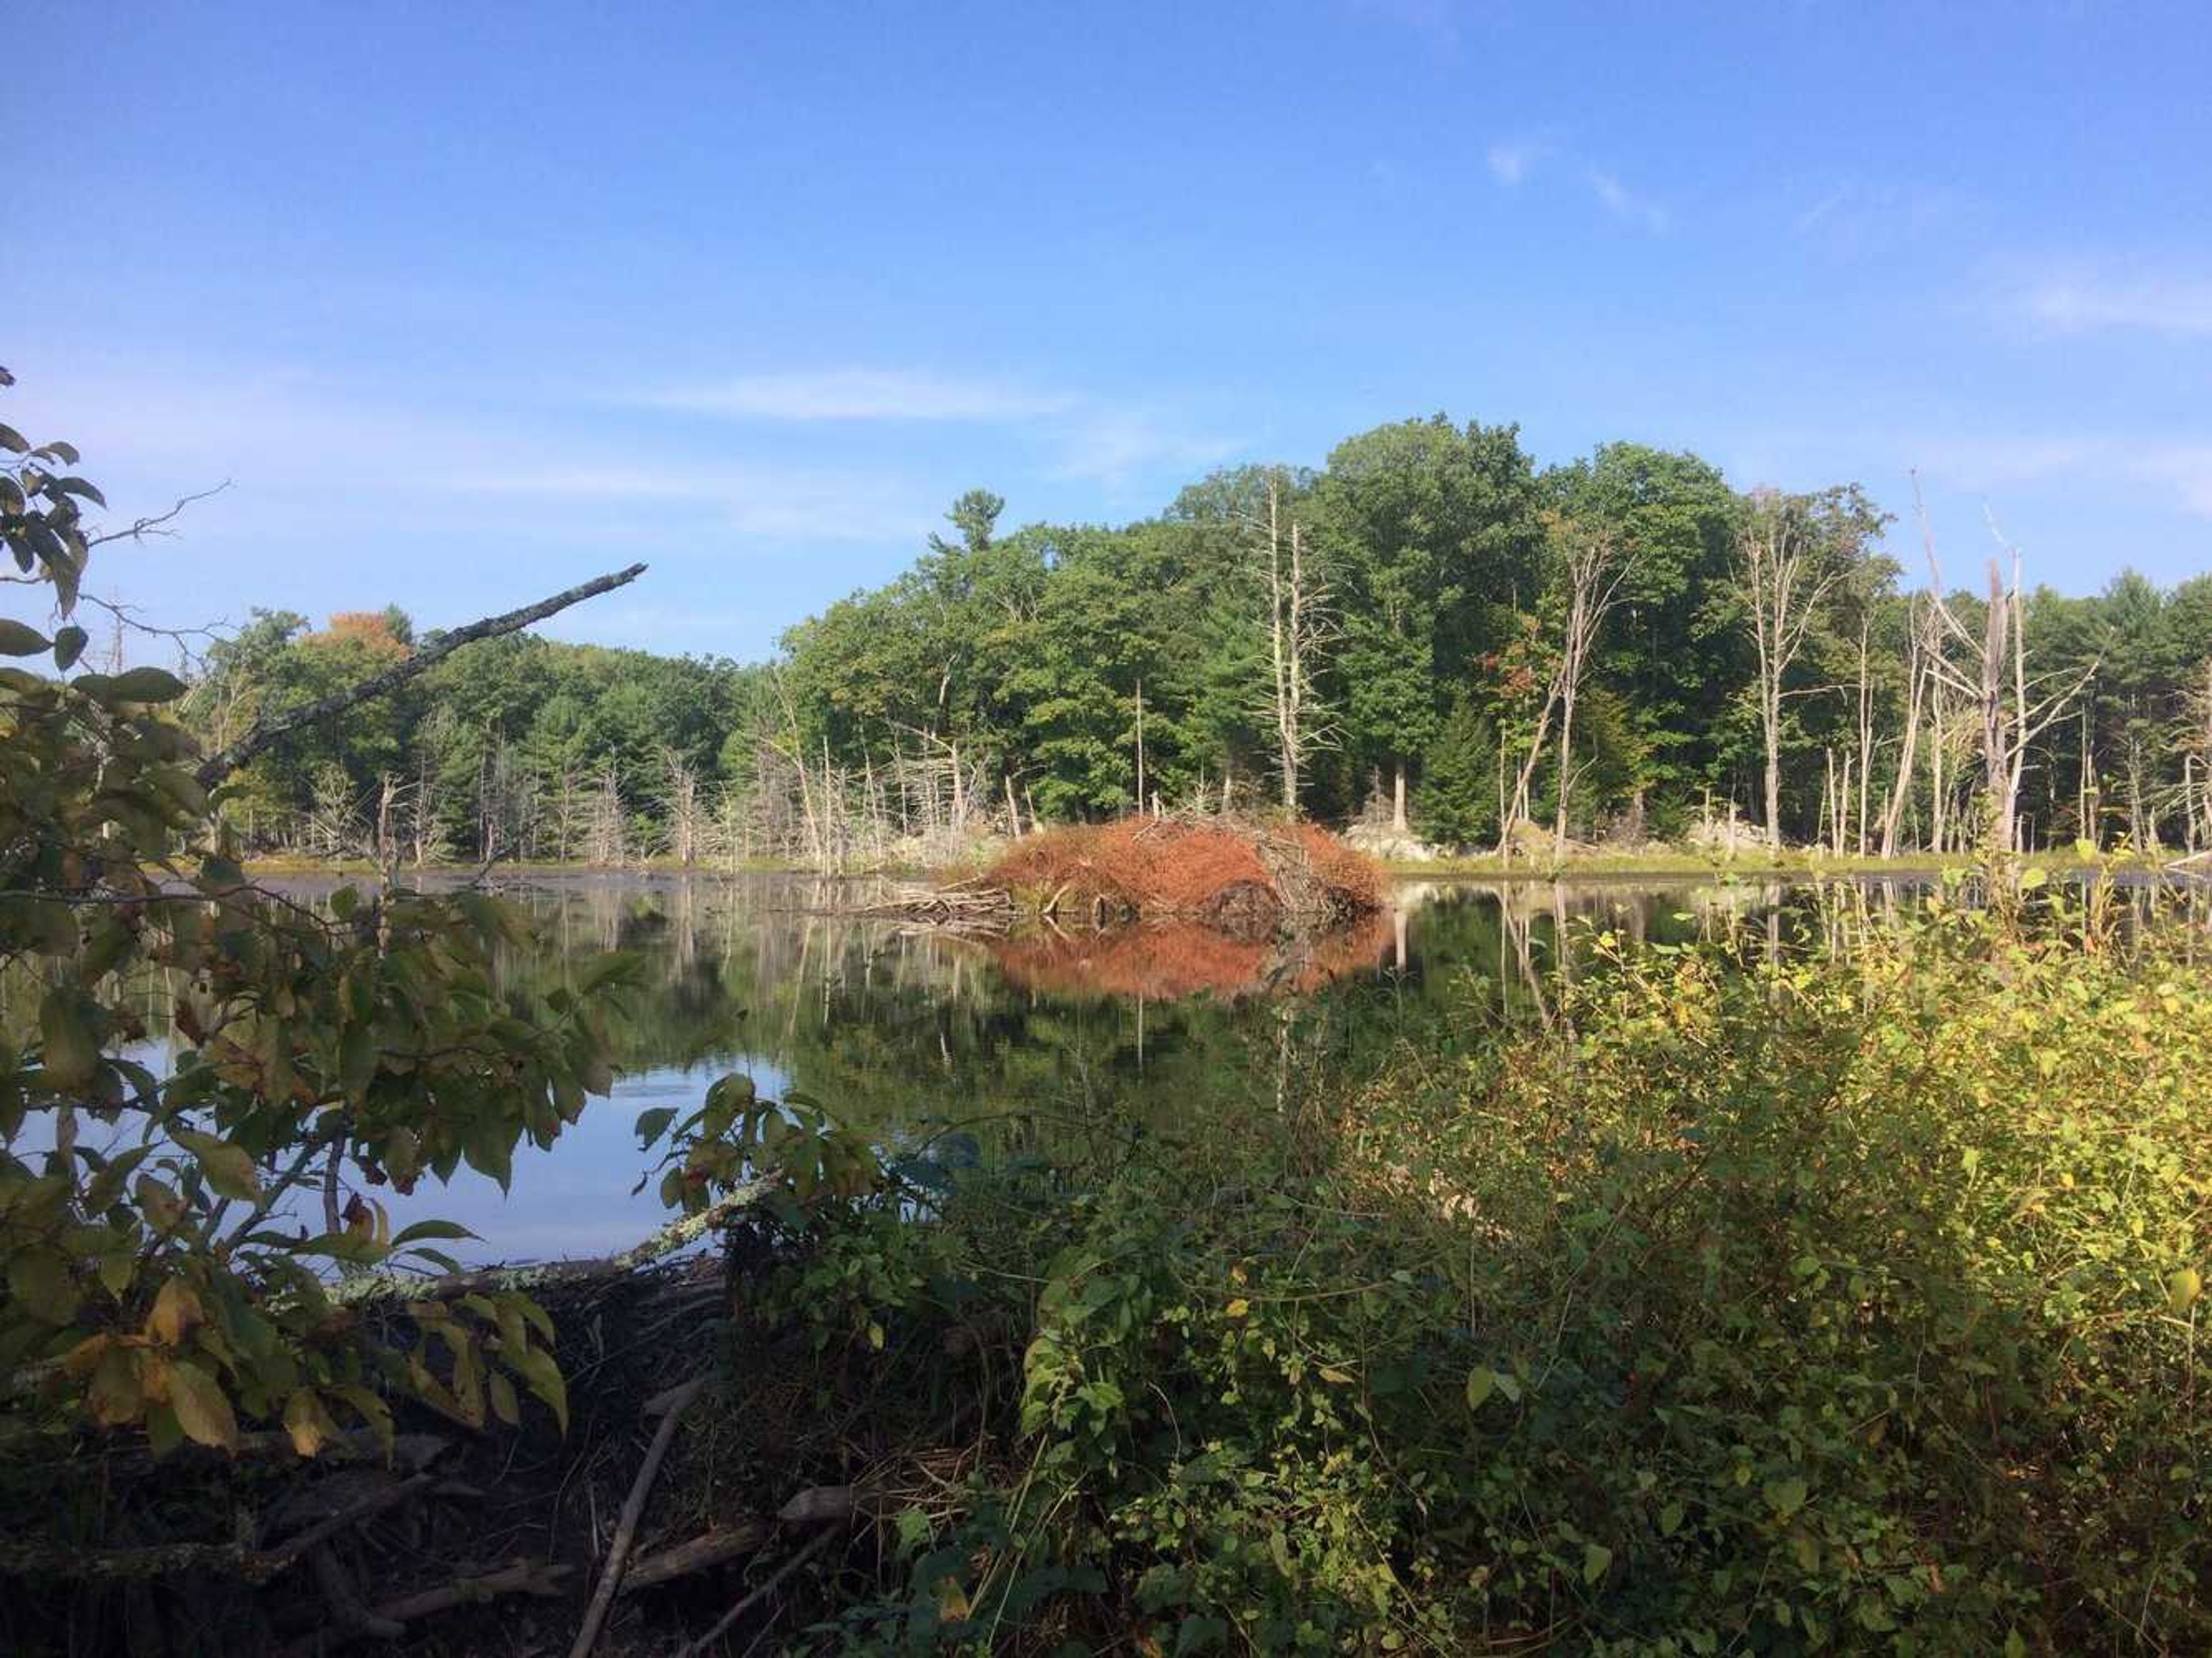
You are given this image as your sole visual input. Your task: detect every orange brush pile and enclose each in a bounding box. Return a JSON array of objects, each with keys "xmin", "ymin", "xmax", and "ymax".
[{"xmin": 977, "ymin": 817, "xmax": 1381, "ymax": 923}]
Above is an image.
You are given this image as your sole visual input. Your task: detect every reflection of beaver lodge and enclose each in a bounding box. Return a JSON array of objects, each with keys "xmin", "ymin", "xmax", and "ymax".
[
  {"xmin": 862, "ymin": 817, "xmax": 1388, "ymax": 1000},
  {"xmin": 988, "ymin": 910, "xmax": 1395, "ymax": 1002}
]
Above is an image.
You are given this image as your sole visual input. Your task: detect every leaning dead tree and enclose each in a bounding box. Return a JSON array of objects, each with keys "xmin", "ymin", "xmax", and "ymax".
[
  {"xmin": 1876, "ymin": 593, "xmax": 1934, "ymax": 858},
  {"xmin": 1912, "ymin": 476, "xmax": 2094, "ymax": 854},
  {"xmin": 194, "ymin": 563, "xmax": 646, "ymax": 788},
  {"xmin": 1499, "ymin": 513, "xmax": 1627, "ymax": 854}
]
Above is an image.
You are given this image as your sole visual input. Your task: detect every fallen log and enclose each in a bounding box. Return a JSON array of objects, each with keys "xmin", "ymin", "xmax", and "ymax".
[
  {"xmin": 620, "ymin": 1521, "xmax": 770, "ymax": 1592},
  {"xmin": 276, "ymin": 1561, "xmax": 573, "ymax": 1656},
  {"xmin": 327, "ymin": 1176, "xmax": 774, "ymax": 1307},
  {"xmin": 0, "ymin": 1470, "xmax": 439, "ymax": 1583}
]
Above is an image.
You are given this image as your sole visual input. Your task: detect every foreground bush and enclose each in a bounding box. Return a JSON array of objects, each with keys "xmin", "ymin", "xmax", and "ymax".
[{"xmin": 717, "ymin": 897, "xmax": 2209, "ymax": 1652}]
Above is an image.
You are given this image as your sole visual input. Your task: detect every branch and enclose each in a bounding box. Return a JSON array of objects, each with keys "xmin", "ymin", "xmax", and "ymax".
[
  {"xmin": 570, "ymin": 1376, "xmax": 707, "ymax": 1658},
  {"xmin": 86, "ymin": 481, "xmax": 235, "ymax": 548},
  {"xmin": 195, "ymin": 563, "xmax": 646, "ymax": 788}
]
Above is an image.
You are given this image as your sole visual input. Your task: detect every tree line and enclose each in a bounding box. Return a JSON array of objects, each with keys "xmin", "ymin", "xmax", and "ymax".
[{"xmin": 192, "ymin": 415, "xmax": 2212, "ymax": 862}]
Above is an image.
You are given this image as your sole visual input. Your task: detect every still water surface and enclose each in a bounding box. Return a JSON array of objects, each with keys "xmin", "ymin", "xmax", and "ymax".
[{"xmin": 336, "ymin": 870, "xmax": 1812, "ymax": 1261}]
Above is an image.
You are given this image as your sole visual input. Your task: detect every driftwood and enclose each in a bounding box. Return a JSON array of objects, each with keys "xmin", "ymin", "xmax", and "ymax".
[
  {"xmin": 835, "ymin": 883, "xmax": 1017, "ymax": 936},
  {"xmin": 276, "ymin": 1560, "xmax": 573, "ymax": 1656},
  {"xmin": 777, "ymin": 1485, "xmax": 858, "ymax": 1524},
  {"xmin": 619, "ymin": 1521, "xmax": 770, "ymax": 1592},
  {"xmin": 569, "ymin": 1375, "xmax": 707, "ymax": 1658}
]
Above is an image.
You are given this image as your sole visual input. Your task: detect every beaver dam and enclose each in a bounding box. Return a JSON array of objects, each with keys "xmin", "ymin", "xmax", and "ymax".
[{"xmin": 858, "ymin": 817, "xmax": 1382, "ymax": 940}]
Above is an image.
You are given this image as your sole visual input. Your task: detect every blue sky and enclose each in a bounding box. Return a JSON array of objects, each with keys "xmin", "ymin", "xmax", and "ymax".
[{"xmin": 11, "ymin": 1, "xmax": 2212, "ymax": 661}]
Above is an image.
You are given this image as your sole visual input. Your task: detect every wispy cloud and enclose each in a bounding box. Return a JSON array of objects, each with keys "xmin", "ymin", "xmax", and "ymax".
[
  {"xmin": 638, "ymin": 367, "xmax": 1075, "ymax": 422},
  {"xmin": 1916, "ymin": 431, "xmax": 2212, "ymax": 521},
  {"xmin": 2131, "ymin": 445, "xmax": 2212, "ymax": 517},
  {"xmin": 1791, "ymin": 179, "xmax": 1960, "ymax": 256},
  {"xmin": 463, "ymin": 463, "xmax": 936, "ymax": 542},
  {"xmin": 636, "ymin": 364, "xmax": 1240, "ymax": 493},
  {"xmin": 1485, "ymin": 141, "xmax": 1539, "ymax": 186},
  {"xmin": 36, "ymin": 363, "xmax": 946, "ymax": 546},
  {"xmin": 1479, "ymin": 137, "xmax": 1666, "ymax": 230},
  {"xmin": 2011, "ymin": 268, "xmax": 2212, "ymax": 338},
  {"xmin": 1587, "ymin": 168, "xmax": 1668, "ymax": 232},
  {"xmin": 1049, "ymin": 410, "xmax": 1241, "ymax": 490}
]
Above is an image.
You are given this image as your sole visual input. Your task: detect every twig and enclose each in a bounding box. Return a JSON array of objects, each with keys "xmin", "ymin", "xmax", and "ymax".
[
  {"xmin": 86, "ymin": 480, "xmax": 234, "ymax": 548},
  {"xmin": 569, "ymin": 1375, "xmax": 706, "ymax": 1658},
  {"xmin": 195, "ymin": 563, "xmax": 647, "ymax": 788},
  {"xmin": 674, "ymin": 1525, "xmax": 841, "ymax": 1658}
]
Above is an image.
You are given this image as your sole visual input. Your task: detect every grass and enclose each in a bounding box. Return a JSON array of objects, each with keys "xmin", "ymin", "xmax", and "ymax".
[{"xmin": 1384, "ymin": 843, "xmax": 2169, "ymax": 882}]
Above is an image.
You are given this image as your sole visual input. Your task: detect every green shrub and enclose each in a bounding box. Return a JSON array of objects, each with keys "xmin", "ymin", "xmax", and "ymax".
[{"xmin": 730, "ymin": 897, "xmax": 2209, "ymax": 1653}]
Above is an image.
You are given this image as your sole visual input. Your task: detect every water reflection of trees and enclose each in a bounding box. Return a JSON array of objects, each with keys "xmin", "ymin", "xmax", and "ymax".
[{"xmin": 69, "ymin": 871, "xmax": 2205, "ymax": 1169}]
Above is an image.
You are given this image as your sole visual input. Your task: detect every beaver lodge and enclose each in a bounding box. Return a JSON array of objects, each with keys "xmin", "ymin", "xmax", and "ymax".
[{"xmin": 850, "ymin": 817, "xmax": 1388, "ymax": 1002}]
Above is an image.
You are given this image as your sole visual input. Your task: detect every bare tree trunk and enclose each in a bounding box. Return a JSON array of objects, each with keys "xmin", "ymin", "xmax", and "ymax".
[
  {"xmin": 1854, "ymin": 612, "xmax": 1873, "ymax": 854},
  {"xmin": 1878, "ymin": 599, "xmax": 1929, "ymax": 859},
  {"xmin": 661, "ymin": 748, "xmax": 703, "ymax": 866},
  {"xmin": 1134, "ymin": 679, "xmax": 1145, "ymax": 818},
  {"xmin": 1255, "ymin": 479, "xmax": 1332, "ymax": 816},
  {"xmin": 1736, "ymin": 491, "xmax": 1843, "ymax": 854}
]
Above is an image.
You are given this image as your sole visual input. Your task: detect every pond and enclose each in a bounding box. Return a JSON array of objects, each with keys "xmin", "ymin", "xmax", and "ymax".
[{"xmin": 326, "ymin": 869, "xmax": 1825, "ymax": 1262}]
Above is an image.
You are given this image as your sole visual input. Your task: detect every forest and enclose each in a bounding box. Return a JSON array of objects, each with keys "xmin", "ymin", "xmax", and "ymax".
[{"xmin": 188, "ymin": 418, "xmax": 2212, "ymax": 867}]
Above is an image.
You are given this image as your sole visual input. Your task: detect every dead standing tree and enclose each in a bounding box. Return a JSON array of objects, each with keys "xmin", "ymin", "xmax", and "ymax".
[
  {"xmin": 1238, "ymin": 471, "xmax": 1335, "ymax": 815},
  {"xmin": 1911, "ymin": 476, "xmax": 2094, "ymax": 855},
  {"xmin": 659, "ymin": 747, "xmax": 706, "ymax": 867},
  {"xmin": 1734, "ymin": 490, "xmax": 1847, "ymax": 849},
  {"xmin": 2186, "ymin": 656, "xmax": 2212, "ymax": 856}
]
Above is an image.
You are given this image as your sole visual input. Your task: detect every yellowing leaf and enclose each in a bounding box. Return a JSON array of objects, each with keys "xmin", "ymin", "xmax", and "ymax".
[
  {"xmin": 86, "ymin": 1345, "xmax": 145, "ymax": 1427},
  {"xmin": 1225, "ymin": 1299, "xmax": 1251, "ymax": 1319},
  {"xmin": 284, "ymin": 1388, "xmax": 336, "ymax": 1457},
  {"xmin": 174, "ymin": 1129, "xmax": 261, "ymax": 1203},
  {"xmin": 38, "ymin": 989, "xmax": 99, "ymax": 1091},
  {"xmin": 144, "ymin": 1277, "xmax": 204, "ymax": 1347},
  {"xmin": 166, "ymin": 1359, "xmax": 239, "ymax": 1452},
  {"xmin": 1465, "ymin": 1367, "xmax": 1495, "ymax": 1410},
  {"xmin": 2168, "ymin": 1267, "xmax": 2202, "ymax": 1315}
]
